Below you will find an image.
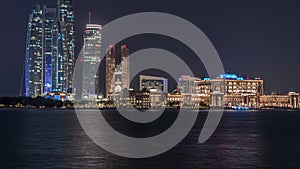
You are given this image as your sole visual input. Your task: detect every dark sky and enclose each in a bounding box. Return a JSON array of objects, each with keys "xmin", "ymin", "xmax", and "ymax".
[{"xmin": 2, "ymin": 0, "xmax": 300, "ymax": 96}]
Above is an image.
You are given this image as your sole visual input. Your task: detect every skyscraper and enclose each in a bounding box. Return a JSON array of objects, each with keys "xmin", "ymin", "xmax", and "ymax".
[
  {"xmin": 82, "ymin": 24, "xmax": 102, "ymax": 100},
  {"xmin": 43, "ymin": 7, "xmax": 57, "ymax": 93},
  {"xmin": 25, "ymin": 0, "xmax": 75, "ymax": 97},
  {"xmin": 51, "ymin": 18, "xmax": 65, "ymax": 92},
  {"xmin": 25, "ymin": 4, "xmax": 44, "ymax": 97},
  {"xmin": 105, "ymin": 45, "xmax": 130, "ymax": 98},
  {"xmin": 106, "ymin": 45, "xmax": 116, "ymax": 96},
  {"xmin": 120, "ymin": 45, "xmax": 130, "ymax": 90},
  {"xmin": 57, "ymin": 0, "xmax": 75, "ymax": 93}
]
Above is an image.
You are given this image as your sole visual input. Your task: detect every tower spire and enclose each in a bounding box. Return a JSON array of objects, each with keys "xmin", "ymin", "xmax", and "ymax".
[{"xmin": 89, "ymin": 12, "xmax": 91, "ymax": 24}]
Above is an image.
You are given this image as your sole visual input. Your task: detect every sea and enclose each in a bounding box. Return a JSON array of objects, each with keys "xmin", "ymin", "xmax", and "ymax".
[{"xmin": 0, "ymin": 108, "xmax": 300, "ymax": 169}]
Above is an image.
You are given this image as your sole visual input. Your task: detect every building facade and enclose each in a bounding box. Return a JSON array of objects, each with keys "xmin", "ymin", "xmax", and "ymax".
[
  {"xmin": 172, "ymin": 74, "xmax": 264, "ymax": 108},
  {"xmin": 259, "ymin": 92, "xmax": 299, "ymax": 109},
  {"xmin": 139, "ymin": 75, "xmax": 168, "ymax": 93},
  {"xmin": 57, "ymin": 0, "xmax": 76, "ymax": 93},
  {"xmin": 129, "ymin": 90, "xmax": 150, "ymax": 109},
  {"xmin": 25, "ymin": 4, "xmax": 44, "ymax": 97},
  {"xmin": 81, "ymin": 24, "xmax": 102, "ymax": 100},
  {"xmin": 178, "ymin": 75, "xmax": 199, "ymax": 94},
  {"xmin": 114, "ymin": 45, "xmax": 130, "ymax": 93},
  {"xmin": 194, "ymin": 74, "xmax": 263, "ymax": 107},
  {"xmin": 25, "ymin": 1, "xmax": 75, "ymax": 97},
  {"xmin": 105, "ymin": 45, "xmax": 116, "ymax": 96},
  {"xmin": 167, "ymin": 89, "xmax": 183, "ymax": 108},
  {"xmin": 120, "ymin": 45, "xmax": 130, "ymax": 90},
  {"xmin": 106, "ymin": 45, "xmax": 130, "ymax": 98}
]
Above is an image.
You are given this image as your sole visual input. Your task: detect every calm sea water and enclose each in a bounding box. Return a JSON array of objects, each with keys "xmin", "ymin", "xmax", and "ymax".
[{"xmin": 0, "ymin": 108, "xmax": 300, "ymax": 169}]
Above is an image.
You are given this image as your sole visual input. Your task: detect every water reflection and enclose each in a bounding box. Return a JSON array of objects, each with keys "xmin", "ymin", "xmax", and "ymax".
[{"xmin": 0, "ymin": 109, "xmax": 299, "ymax": 168}]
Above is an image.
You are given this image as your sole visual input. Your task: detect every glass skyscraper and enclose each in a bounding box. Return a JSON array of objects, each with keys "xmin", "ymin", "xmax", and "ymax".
[
  {"xmin": 82, "ymin": 24, "xmax": 102, "ymax": 100},
  {"xmin": 25, "ymin": 0, "xmax": 75, "ymax": 97},
  {"xmin": 25, "ymin": 4, "xmax": 44, "ymax": 97},
  {"xmin": 57, "ymin": 0, "xmax": 76, "ymax": 93},
  {"xmin": 43, "ymin": 7, "xmax": 57, "ymax": 93}
]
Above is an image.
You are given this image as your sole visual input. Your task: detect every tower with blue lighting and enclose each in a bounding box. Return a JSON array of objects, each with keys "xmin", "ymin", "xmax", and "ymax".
[
  {"xmin": 25, "ymin": 4, "xmax": 44, "ymax": 97},
  {"xmin": 25, "ymin": 0, "xmax": 75, "ymax": 97},
  {"xmin": 43, "ymin": 7, "xmax": 58, "ymax": 93},
  {"xmin": 57, "ymin": 0, "xmax": 76, "ymax": 93}
]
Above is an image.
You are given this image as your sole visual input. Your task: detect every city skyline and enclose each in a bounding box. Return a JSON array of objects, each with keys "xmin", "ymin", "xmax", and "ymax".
[
  {"xmin": 1, "ymin": 1, "xmax": 300, "ymax": 168},
  {"xmin": 2, "ymin": 1, "xmax": 300, "ymax": 96}
]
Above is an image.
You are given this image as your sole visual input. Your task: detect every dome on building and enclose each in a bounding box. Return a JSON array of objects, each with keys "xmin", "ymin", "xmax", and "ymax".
[{"xmin": 220, "ymin": 74, "xmax": 238, "ymax": 79}]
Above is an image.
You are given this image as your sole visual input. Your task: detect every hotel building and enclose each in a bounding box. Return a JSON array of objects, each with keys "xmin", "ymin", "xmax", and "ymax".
[
  {"xmin": 25, "ymin": 0, "xmax": 75, "ymax": 97},
  {"xmin": 171, "ymin": 74, "xmax": 264, "ymax": 108},
  {"xmin": 25, "ymin": 4, "xmax": 44, "ymax": 97},
  {"xmin": 57, "ymin": 0, "xmax": 76, "ymax": 93},
  {"xmin": 196, "ymin": 74, "xmax": 264, "ymax": 107},
  {"xmin": 259, "ymin": 92, "xmax": 299, "ymax": 109}
]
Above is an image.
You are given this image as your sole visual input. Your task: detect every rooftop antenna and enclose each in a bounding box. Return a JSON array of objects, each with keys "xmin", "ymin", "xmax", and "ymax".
[{"xmin": 89, "ymin": 12, "xmax": 91, "ymax": 24}]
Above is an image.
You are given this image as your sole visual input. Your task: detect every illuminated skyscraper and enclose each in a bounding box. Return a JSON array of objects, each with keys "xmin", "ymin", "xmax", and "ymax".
[
  {"xmin": 82, "ymin": 24, "xmax": 102, "ymax": 100},
  {"xmin": 25, "ymin": 4, "xmax": 44, "ymax": 97},
  {"xmin": 43, "ymin": 7, "xmax": 57, "ymax": 93},
  {"xmin": 114, "ymin": 45, "xmax": 130, "ymax": 93},
  {"xmin": 106, "ymin": 45, "xmax": 130, "ymax": 98},
  {"xmin": 25, "ymin": 0, "xmax": 75, "ymax": 97},
  {"xmin": 106, "ymin": 45, "xmax": 116, "ymax": 96},
  {"xmin": 120, "ymin": 45, "xmax": 130, "ymax": 90},
  {"xmin": 51, "ymin": 17, "xmax": 65, "ymax": 92},
  {"xmin": 57, "ymin": 0, "xmax": 75, "ymax": 93}
]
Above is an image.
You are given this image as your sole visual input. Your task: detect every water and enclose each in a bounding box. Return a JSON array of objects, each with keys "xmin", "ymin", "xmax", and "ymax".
[{"xmin": 0, "ymin": 108, "xmax": 300, "ymax": 168}]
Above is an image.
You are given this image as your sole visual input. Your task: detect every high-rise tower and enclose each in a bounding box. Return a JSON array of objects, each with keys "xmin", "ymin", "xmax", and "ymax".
[
  {"xmin": 106, "ymin": 45, "xmax": 116, "ymax": 96},
  {"xmin": 105, "ymin": 45, "xmax": 130, "ymax": 98},
  {"xmin": 25, "ymin": 4, "xmax": 44, "ymax": 97},
  {"xmin": 25, "ymin": 1, "xmax": 75, "ymax": 97},
  {"xmin": 120, "ymin": 45, "xmax": 130, "ymax": 90},
  {"xmin": 43, "ymin": 7, "xmax": 58, "ymax": 93},
  {"xmin": 57, "ymin": 0, "xmax": 75, "ymax": 93},
  {"xmin": 82, "ymin": 24, "xmax": 102, "ymax": 100}
]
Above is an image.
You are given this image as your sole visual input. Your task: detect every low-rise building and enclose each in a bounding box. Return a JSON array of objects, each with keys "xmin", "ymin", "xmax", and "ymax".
[
  {"xmin": 195, "ymin": 74, "xmax": 263, "ymax": 108},
  {"xmin": 129, "ymin": 90, "xmax": 150, "ymax": 109},
  {"xmin": 259, "ymin": 92, "xmax": 299, "ymax": 109},
  {"xmin": 167, "ymin": 89, "xmax": 183, "ymax": 108}
]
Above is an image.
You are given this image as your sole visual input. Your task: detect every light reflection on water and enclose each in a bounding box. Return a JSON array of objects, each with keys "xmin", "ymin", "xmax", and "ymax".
[{"xmin": 0, "ymin": 109, "xmax": 299, "ymax": 168}]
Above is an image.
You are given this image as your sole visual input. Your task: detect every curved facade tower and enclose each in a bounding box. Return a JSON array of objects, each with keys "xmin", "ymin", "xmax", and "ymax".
[
  {"xmin": 57, "ymin": 0, "xmax": 75, "ymax": 93},
  {"xmin": 25, "ymin": 0, "xmax": 75, "ymax": 97},
  {"xmin": 25, "ymin": 4, "xmax": 44, "ymax": 97}
]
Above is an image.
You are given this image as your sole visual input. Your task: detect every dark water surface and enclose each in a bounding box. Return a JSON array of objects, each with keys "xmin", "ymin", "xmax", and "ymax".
[{"xmin": 0, "ymin": 109, "xmax": 300, "ymax": 169}]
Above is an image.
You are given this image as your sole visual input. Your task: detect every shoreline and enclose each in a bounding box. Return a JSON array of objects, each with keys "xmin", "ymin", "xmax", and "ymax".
[{"xmin": 0, "ymin": 107, "xmax": 299, "ymax": 111}]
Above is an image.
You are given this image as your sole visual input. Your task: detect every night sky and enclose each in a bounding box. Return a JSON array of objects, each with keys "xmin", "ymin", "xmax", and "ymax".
[{"xmin": 2, "ymin": 0, "xmax": 300, "ymax": 96}]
